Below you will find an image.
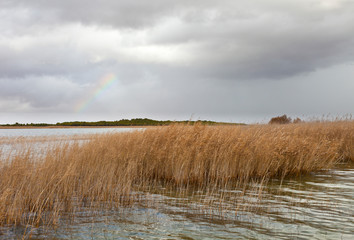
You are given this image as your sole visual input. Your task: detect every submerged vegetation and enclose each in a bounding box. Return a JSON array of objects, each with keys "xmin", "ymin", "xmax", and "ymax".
[{"xmin": 0, "ymin": 121, "xmax": 353, "ymax": 227}]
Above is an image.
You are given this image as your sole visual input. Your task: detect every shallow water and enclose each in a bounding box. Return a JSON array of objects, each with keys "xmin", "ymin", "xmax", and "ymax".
[
  {"xmin": 0, "ymin": 127, "xmax": 142, "ymax": 159},
  {"xmin": 0, "ymin": 129, "xmax": 353, "ymax": 239},
  {"xmin": 0, "ymin": 127, "xmax": 138, "ymax": 137},
  {"xmin": 1, "ymin": 167, "xmax": 353, "ymax": 239}
]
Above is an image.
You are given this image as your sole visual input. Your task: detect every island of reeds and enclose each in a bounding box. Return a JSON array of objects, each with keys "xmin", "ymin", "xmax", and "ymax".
[{"xmin": 0, "ymin": 119, "xmax": 353, "ymax": 227}]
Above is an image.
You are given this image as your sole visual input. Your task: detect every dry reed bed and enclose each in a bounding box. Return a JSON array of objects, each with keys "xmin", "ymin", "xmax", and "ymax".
[{"xmin": 0, "ymin": 121, "xmax": 353, "ymax": 226}]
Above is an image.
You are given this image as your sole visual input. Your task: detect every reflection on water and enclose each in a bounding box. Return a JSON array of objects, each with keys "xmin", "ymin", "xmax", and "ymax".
[
  {"xmin": 0, "ymin": 129, "xmax": 353, "ymax": 239},
  {"xmin": 1, "ymin": 165, "xmax": 352, "ymax": 239},
  {"xmin": 0, "ymin": 127, "xmax": 137, "ymax": 137}
]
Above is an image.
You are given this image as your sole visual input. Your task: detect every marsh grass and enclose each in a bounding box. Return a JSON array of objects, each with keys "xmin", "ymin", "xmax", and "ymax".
[{"xmin": 0, "ymin": 121, "xmax": 353, "ymax": 228}]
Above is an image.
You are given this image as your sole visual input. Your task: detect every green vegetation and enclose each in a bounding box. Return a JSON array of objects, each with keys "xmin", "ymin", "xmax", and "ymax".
[
  {"xmin": 0, "ymin": 122, "xmax": 52, "ymax": 127},
  {"xmin": 269, "ymin": 114, "xmax": 303, "ymax": 124},
  {"xmin": 0, "ymin": 118, "xmax": 244, "ymax": 127}
]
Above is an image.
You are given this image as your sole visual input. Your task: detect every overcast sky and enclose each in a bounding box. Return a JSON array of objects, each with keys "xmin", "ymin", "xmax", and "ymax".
[{"xmin": 1, "ymin": 0, "xmax": 353, "ymax": 124}]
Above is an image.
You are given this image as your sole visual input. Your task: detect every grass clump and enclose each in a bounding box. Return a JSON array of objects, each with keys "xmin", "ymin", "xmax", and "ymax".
[{"xmin": 0, "ymin": 121, "xmax": 353, "ymax": 226}]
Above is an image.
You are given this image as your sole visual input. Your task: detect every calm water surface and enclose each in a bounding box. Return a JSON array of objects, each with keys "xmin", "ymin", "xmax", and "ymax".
[
  {"xmin": 0, "ymin": 127, "xmax": 137, "ymax": 137},
  {"xmin": 0, "ymin": 128, "xmax": 141, "ymax": 159},
  {"xmin": 0, "ymin": 128, "xmax": 353, "ymax": 239}
]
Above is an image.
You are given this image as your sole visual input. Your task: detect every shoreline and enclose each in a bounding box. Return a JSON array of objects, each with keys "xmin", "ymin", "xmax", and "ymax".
[
  {"xmin": 0, "ymin": 124, "xmax": 244, "ymax": 129},
  {"xmin": 0, "ymin": 125, "xmax": 153, "ymax": 129}
]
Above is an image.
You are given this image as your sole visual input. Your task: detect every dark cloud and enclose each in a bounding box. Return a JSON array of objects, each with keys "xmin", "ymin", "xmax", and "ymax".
[
  {"xmin": 2, "ymin": 0, "xmax": 354, "ymax": 79},
  {"xmin": 3, "ymin": 0, "xmax": 181, "ymax": 28},
  {"xmin": 0, "ymin": 0, "xmax": 353, "ymax": 123}
]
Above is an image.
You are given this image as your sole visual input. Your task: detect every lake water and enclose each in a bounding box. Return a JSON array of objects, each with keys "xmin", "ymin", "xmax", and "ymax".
[
  {"xmin": 0, "ymin": 127, "xmax": 137, "ymax": 137},
  {"xmin": 0, "ymin": 128, "xmax": 142, "ymax": 160},
  {"xmin": 0, "ymin": 128, "xmax": 353, "ymax": 239}
]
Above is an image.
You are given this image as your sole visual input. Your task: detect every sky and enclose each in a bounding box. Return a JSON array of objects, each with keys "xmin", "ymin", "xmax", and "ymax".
[{"xmin": 1, "ymin": 0, "xmax": 353, "ymax": 124}]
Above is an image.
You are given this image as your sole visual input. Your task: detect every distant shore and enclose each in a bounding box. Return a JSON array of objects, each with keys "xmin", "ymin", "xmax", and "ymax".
[
  {"xmin": 0, "ymin": 118, "xmax": 244, "ymax": 129},
  {"xmin": 0, "ymin": 125, "xmax": 151, "ymax": 129}
]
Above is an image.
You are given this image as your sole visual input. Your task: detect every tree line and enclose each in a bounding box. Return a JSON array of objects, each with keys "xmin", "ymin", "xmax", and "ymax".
[
  {"xmin": 1, "ymin": 118, "xmax": 243, "ymax": 127},
  {"xmin": 268, "ymin": 115, "xmax": 302, "ymax": 124}
]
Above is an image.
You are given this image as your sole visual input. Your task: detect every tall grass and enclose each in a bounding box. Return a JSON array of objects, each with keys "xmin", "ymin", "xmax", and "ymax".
[{"xmin": 0, "ymin": 121, "xmax": 353, "ymax": 226}]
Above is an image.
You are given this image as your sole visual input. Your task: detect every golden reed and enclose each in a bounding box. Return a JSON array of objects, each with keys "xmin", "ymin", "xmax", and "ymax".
[{"xmin": 0, "ymin": 121, "xmax": 353, "ymax": 226}]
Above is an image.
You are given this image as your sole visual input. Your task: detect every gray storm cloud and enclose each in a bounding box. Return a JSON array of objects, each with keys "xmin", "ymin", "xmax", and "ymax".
[{"xmin": 0, "ymin": 0, "xmax": 353, "ymax": 123}]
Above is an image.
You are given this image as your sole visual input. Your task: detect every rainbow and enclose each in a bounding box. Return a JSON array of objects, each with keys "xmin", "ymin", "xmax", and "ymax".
[{"xmin": 75, "ymin": 73, "xmax": 117, "ymax": 112}]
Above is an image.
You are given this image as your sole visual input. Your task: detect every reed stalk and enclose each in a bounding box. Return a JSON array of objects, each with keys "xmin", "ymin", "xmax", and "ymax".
[{"xmin": 0, "ymin": 121, "xmax": 353, "ymax": 226}]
